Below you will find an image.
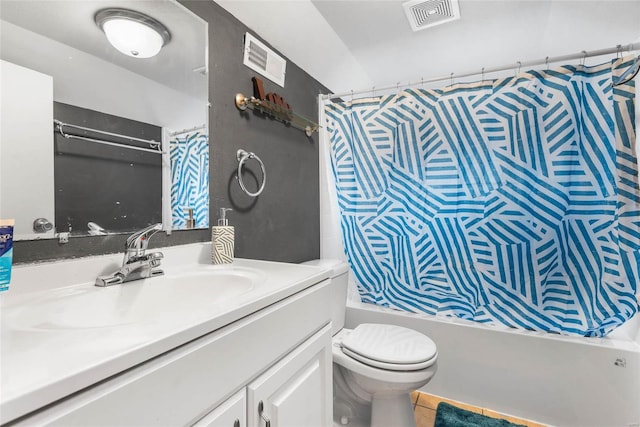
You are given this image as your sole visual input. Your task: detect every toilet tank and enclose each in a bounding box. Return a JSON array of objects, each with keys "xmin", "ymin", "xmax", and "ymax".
[{"xmin": 302, "ymin": 259, "xmax": 350, "ymax": 335}]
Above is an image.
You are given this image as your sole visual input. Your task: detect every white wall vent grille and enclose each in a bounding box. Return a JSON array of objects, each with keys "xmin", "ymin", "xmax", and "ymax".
[
  {"xmin": 243, "ymin": 32, "xmax": 286, "ymax": 87},
  {"xmin": 402, "ymin": 0, "xmax": 461, "ymax": 32}
]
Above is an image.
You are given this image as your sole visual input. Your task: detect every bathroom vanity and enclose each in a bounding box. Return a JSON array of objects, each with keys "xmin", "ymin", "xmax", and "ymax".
[{"xmin": 0, "ymin": 244, "xmax": 332, "ymax": 426}]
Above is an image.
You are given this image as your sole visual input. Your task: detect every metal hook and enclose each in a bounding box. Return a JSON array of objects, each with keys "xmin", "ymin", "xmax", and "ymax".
[
  {"xmin": 450, "ymin": 72, "xmax": 454, "ymax": 86},
  {"xmin": 545, "ymin": 56, "xmax": 549, "ymax": 71},
  {"xmin": 396, "ymin": 82, "xmax": 400, "ymax": 92},
  {"xmin": 616, "ymin": 44, "xmax": 622, "ymax": 59},
  {"xmin": 421, "ymin": 77, "xmax": 424, "ymax": 87},
  {"xmin": 516, "ymin": 61, "xmax": 521, "ymax": 75},
  {"xmin": 481, "ymin": 67, "xmax": 485, "ymax": 83},
  {"xmin": 350, "ymin": 90, "xmax": 354, "ymax": 102},
  {"xmin": 372, "ymin": 86, "xmax": 375, "ymax": 97},
  {"xmin": 580, "ymin": 50, "xmax": 587, "ymax": 66}
]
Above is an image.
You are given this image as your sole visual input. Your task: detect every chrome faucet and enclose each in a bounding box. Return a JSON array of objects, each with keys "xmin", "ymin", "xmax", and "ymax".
[{"xmin": 95, "ymin": 223, "xmax": 164, "ymax": 287}]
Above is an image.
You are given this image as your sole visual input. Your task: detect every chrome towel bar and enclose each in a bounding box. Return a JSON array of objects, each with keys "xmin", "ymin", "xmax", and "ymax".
[{"xmin": 54, "ymin": 119, "xmax": 165, "ymax": 155}]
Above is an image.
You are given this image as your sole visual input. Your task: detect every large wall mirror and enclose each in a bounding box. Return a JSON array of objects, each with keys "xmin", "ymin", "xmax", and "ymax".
[{"xmin": 0, "ymin": 0, "xmax": 209, "ymax": 241}]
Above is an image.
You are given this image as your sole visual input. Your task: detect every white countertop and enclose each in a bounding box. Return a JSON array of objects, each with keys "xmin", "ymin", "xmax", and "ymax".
[{"xmin": 0, "ymin": 243, "xmax": 330, "ymax": 424}]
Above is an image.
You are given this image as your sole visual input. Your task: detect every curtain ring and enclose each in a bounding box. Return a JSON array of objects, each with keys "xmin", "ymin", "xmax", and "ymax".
[
  {"xmin": 450, "ymin": 72, "xmax": 454, "ymax": 86},
  {"xmin": 421, "ymin": 77, "xmax": 424, "ymax": 87},
  {"xmin": 236, "ymin": 149, "xmax": 266, "ymax": 197},
  {"xmin": 481, "ymin": 67, "xmax": 485, "ymax": 83},
  {"xmin": 616, "ymin": 44, "xmax": 622, "ymax": 59},
  {"xmin": 545, "ymin": 56, "xmax": 549, "ymax": 70},
  {"xmin": 372, "ymin": 86, "xmax": 375, "ymax": 97},
  {"xmin": 580, "ymin": 50, "xmax": 587, "ymax": 66},
  {"xmin": 516, "ymin": 61, "xmax": 521, "ymax": 75},
  {"xmin": 350, "ymin": 90, "xmax": 354, "ymax": 102}
]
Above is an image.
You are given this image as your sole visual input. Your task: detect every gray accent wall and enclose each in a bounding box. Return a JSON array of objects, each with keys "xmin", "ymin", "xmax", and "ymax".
[{"xmin": 14, "ymin": 0, "xmax": 326, "ymax": 264}]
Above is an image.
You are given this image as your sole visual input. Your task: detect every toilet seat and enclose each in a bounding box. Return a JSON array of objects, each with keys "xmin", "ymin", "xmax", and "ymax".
[
  {"xmin": 333, "ymin": 339, "xmax": 437, "ymax": 386},
  {"xmin": 341, "ymin": 347, "xmax": 436, "ymax": 371},
  {"xmin": 340, "ymin": 324, "xmax": 437, "ymax": 372}
]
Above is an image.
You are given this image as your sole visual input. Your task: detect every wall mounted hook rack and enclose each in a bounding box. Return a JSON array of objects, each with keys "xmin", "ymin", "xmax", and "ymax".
[{"xmin": 234, "ymin": 93, "xmax": 319, "ymax": 136}]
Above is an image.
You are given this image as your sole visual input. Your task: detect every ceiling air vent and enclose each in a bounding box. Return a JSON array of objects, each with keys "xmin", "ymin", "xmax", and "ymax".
[
  {"xmin": 402, "ymin": 0, "xmax": 461, "ymax": 32},
  {"xmin": 243, "ymin": 32, "xmax": 286, "ymax": 87}
]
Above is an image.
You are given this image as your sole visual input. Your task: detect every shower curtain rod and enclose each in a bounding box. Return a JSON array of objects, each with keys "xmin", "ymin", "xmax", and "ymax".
[
  {"xmin": 169, "ymin": 124, "xmax": 207, "ymax": 136},
  {"xmin": 321, "ymin": 42, "xmax": 640, "ymax": 101}
]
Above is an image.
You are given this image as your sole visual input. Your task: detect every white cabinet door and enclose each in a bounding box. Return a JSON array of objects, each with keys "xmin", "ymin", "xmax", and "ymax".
[
  {"xmin": 193, "ymin": 389, "xmax": 246, "ymax": 427},
  {"xmin": 247, "ymin": 324, "xmax": 332, "ymax": 427}
]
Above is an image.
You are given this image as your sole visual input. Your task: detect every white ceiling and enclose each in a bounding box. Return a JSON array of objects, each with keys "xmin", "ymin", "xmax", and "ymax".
[
  {"xmin": 3, "ymin": 0, "xmax": 638, "ymax": 97},
  {"xmin": 217, "ymin": 0, "xmax": 640, "ymax": 95}
]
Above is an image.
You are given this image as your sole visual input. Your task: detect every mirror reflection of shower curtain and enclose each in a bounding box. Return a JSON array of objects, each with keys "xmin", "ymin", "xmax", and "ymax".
[
  {"xmin": 325, "ymin": 55, "xmax": 640, "ymax": 337},
  {"xmin": 169, "ymin": 130, "xmax": 209, "ymax": 229}
]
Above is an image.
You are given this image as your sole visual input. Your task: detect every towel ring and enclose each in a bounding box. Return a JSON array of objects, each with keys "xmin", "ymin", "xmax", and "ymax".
[{"xmin": 236, "ymin": 149, "xmax": 266, "ymax": 197}]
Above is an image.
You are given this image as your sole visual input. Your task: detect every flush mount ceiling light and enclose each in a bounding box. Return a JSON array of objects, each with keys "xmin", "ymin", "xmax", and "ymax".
[{"xmin": 95, "ymin": 8, "xmax": 171, "ymax": 58}]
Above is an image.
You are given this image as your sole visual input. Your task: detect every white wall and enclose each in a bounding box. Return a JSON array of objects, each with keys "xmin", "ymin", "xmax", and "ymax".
[
  {"xmin": 327, "ymin": 0, "xmax": 640, "ymax": 93},
  {"xmin": 0, "ymin": 61, "xmax": 55, "ymax": 238},
  {"xmin": 219, "ymin": 1, "xmax": 640, "ymax": 95},
  {"xmin": 0, "ymin": 20, "xmax": 206, "ymax": 131},
  {"xmin": 215, "ymin": 0, "xmax": 373, "ymax": 93}
]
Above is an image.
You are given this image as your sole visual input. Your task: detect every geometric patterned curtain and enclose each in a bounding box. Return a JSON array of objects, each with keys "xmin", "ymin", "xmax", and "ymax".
[
  {"xmin": 170, "ymin": 131, "xmax": 209, "ymax": 229},
  {"xmin": 325, "ymin": 56, "xmax": 640, "ymax": 337}
]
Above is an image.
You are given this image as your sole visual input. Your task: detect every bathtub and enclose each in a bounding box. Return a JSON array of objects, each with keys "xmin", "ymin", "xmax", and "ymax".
[{"xmin": 345, "ymin": 300, "xmax": 640, "ymax": 427}]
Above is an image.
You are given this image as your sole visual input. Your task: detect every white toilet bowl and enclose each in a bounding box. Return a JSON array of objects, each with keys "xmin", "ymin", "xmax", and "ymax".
[
  {"xmin": 301, "ymin": 259, "xmax": 438, "ymax": 427},
  {"xmin": 332, "ymin": 325, "xmax": 437, "ymax": 427}
]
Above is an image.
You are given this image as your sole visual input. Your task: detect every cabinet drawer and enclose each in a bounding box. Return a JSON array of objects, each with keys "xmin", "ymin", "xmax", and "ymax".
[{"xmin": 14, "ymin": 280, "xmax": 331, "ymax": 426}]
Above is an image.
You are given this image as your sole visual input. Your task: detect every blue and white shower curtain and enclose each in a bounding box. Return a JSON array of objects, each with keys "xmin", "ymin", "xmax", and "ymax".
[
  {"xmin": 170, "ymin": 131, "xmax": 209, "ymax": 229},
  {"xmin": 325, "ymin": 56, "xmax": 640, "ymax": 336}
]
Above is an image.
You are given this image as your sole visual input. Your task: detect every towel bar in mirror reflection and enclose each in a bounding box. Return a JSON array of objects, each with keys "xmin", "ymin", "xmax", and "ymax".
[{"xmin": 54, "ymin": 120, "xmax": 165, "ymax": 154}]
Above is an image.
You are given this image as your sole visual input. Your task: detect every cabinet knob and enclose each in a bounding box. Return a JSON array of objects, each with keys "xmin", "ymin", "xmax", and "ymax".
[{"xmin": 257, "ymin": 401, "xmax": 271, "ymax": 427}]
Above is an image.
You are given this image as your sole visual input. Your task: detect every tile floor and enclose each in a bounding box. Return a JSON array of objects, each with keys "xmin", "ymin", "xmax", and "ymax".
[{"xmin": 411, "ymin": 391, "xmax": 547, "ymax": 427}]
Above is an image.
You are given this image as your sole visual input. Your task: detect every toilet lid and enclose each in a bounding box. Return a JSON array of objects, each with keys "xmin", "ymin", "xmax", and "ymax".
[{"xmin": 341, "ymin": 324, "xmax": 437, "ymax": 371}]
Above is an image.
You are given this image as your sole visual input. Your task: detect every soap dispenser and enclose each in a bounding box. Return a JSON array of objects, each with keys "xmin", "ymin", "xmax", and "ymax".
[
  {"xmin": 211, "ymin": 208, "xmax": 234, "ymax": 264},
  {"xmin": 185, "ymin": 208, "xmax": 195, "ymax": 229}
]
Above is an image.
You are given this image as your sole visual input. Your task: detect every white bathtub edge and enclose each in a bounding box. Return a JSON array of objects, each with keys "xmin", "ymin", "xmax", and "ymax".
[{"xmin": 345, "ymin": 300, "xmax": 640, "ymax": 427}]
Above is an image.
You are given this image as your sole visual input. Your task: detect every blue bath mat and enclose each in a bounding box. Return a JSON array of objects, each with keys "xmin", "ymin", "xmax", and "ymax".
[{"xmin": 434, "ymin": 402, "xmax": 527, "ymax": 427}]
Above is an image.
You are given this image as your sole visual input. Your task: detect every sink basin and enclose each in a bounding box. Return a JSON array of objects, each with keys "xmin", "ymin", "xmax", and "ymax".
[{"xmin": 3, "ymin": 266, "xmax": 264, "ymax": 331}]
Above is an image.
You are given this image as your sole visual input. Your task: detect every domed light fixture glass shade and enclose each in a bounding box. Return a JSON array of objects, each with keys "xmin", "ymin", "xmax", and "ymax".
[{"xmin": 95, "ymin": 8, "xmax": 171, "ymax": 58}]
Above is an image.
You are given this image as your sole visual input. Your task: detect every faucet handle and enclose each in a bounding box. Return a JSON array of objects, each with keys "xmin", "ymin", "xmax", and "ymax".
[{"xmin": 126, "ymin": 223, "xmax": 162, "ymax": 254}]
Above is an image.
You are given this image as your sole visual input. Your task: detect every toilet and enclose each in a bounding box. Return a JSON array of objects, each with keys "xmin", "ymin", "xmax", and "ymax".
[{"xmin": 303, "ymin": 259, "xmax": 438, "ymax": 427}]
